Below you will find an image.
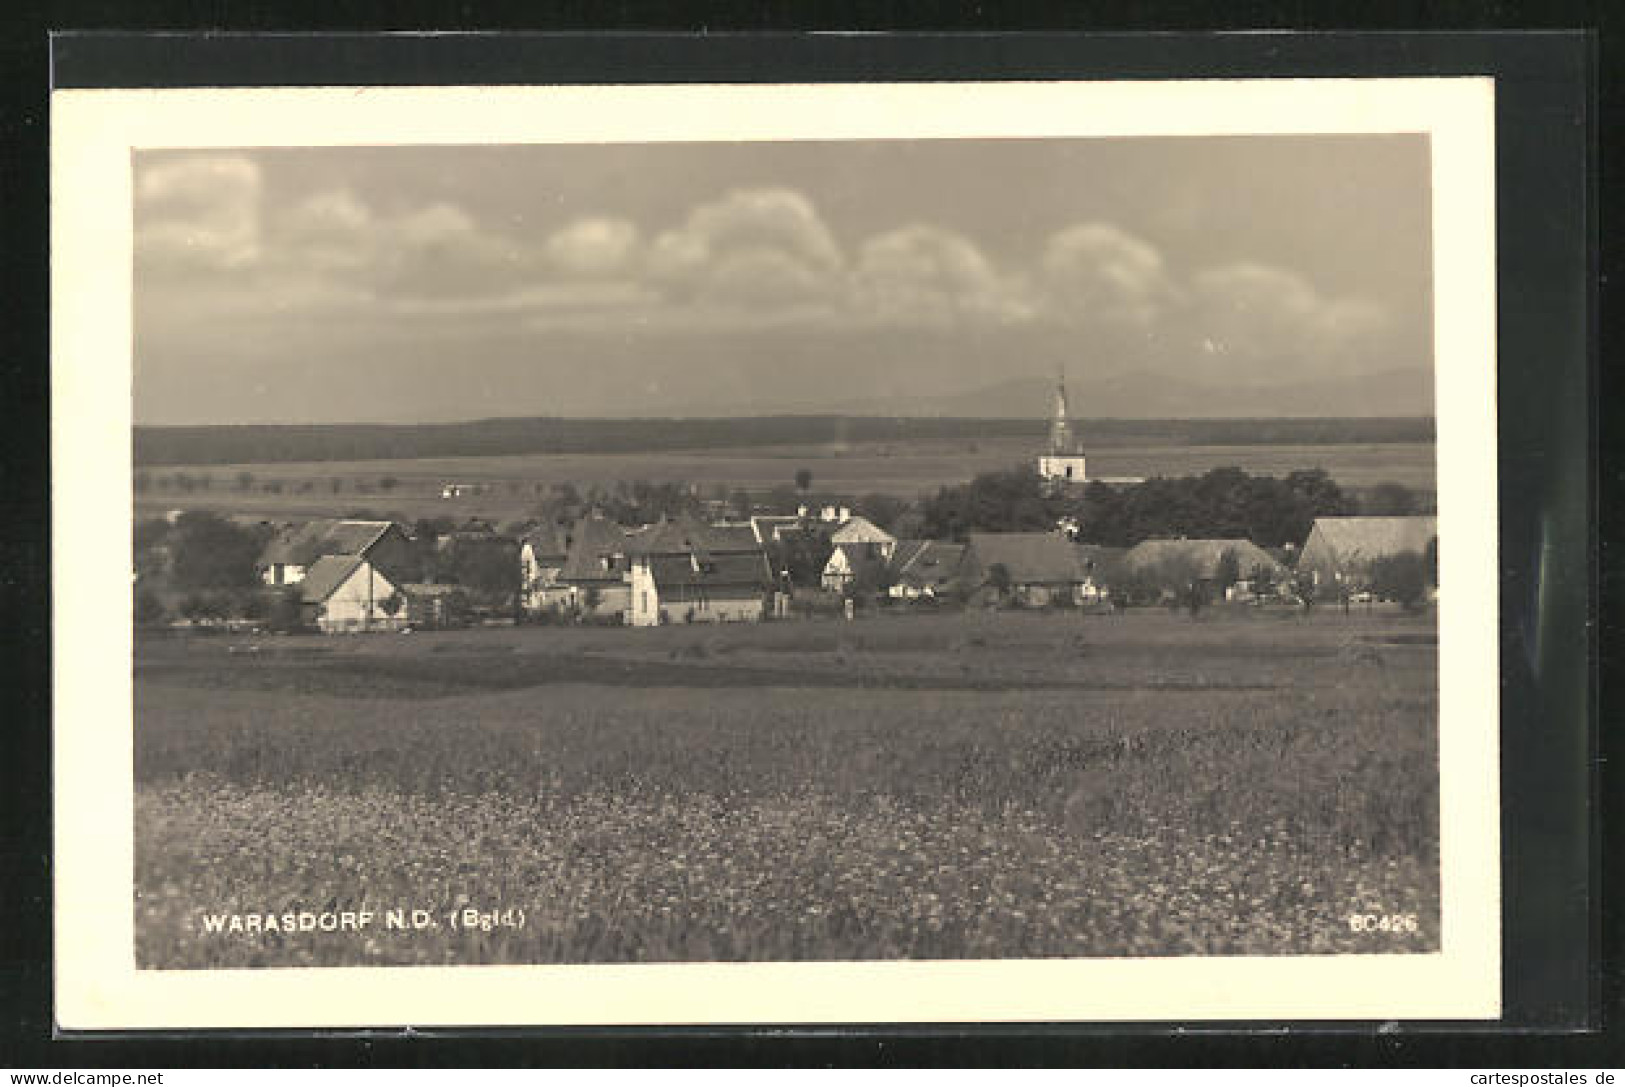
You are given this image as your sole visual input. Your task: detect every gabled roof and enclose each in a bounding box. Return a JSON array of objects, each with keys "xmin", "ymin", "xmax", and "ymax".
[
  {"xmin": 258, "ymin": 519, "xmax": 397, "ymax": 569},
  {"xmin": 299, "ymin": 555, "xmax": 367, "ymax": 604},
  {"xmin": 1122, "ymin": 538, "xmax": 1281, "ymax": 579},
  {"xmin": 1307, "ymin": 516, "xmax": 1438, "ymax": 564},
  {"xmin": 645, "ymin": 551, "xmax": 773, "ymax": 592},
  {"xmin": 521, "ymin": 521, "xmax": 571, "ymax": 561},
  {"xmin": 558, "ymin": 515, "xmax": 632, "ymax": 583},
  {"xmin": 830, "ymin": 515, "xmax": 895, "ymax": 546},
  {"xmin": 965, "ymin": 532, "xmax": 1086, "ymax": 584},
  {"xmin": 892, "ymin": 540, "xmax": 966, "ymax": 590}
]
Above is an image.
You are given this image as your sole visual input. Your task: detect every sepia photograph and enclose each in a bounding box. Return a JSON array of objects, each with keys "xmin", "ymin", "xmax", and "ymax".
[{"xmin": 52, "ymin": 79, "xmax": 1501, "ymax": 1027}]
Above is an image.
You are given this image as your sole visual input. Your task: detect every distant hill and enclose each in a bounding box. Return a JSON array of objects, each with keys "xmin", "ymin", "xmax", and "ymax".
[
  {"xmin": 811, "ymin": 367, "xmax": 1434, "ymax": 419},
  {"xmin": 134, "ymin": 415, "xmax": 1437, "ymax": 468}
]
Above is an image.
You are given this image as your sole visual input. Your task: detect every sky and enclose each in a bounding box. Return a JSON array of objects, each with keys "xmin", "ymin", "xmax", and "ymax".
[{"xmin": 132, "ymin": 136, "xmax": 1434, "ymax": 424}]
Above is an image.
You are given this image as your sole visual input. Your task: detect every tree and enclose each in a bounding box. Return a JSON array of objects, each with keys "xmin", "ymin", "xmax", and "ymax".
[
  {"xmin": 1213, "ymin": 548, "xmax": 1242, "ymax": 597},
  {"xmin": 235, "ymin": 471, "xmax": 255, "ymax": 492},
  {"xmin": 986, "ymin": 562, "xmax": 1013, "ymax": 602},
  {"xmin": 854, "ymin": 493, "xmax": 910, "ymax": 533},
  {"xmin": 442, "ymin": 539, "xmax": 519, "ymax": 606},
  {"xmin": 794, "ymin": 468, "xmax": 813, "ymax": 495},
  {"xmin": 766, "ymin": 527, "xmax": 834, "ymax": 588},
  {"xmin": 267, "ymin": 585, "xmax": 306, "ymax": 633},
  {"xmin": 1362, "ymin": 481, "xmax": 1416, "ymax": 516},
  {"xmin": 378, "ymin": 476, "xmax": 399, "ymax": 492},
  {"xmin": 169, "ymin": 512, "xmax": 267, "ymax": 591},
  {"xmin": 133, "ymin": 587, "xmax": 167, "ymax": 627},
  {"xmin": 1370, "ymin": 551, "xmax": 1431, "ymax": 611}
]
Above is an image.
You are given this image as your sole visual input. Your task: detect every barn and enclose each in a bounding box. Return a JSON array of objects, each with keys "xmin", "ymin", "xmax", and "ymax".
[
  {"xmin": 1296, "ymin": 516, "xmax": 1438, "ymax": 590},
  {"xmin": 256, "ymin": 519, "xmax": 415, "ymax": 588},
  {"xmin": 960, "ymin": 532, "xmax": 1090, "ymax": 607}
]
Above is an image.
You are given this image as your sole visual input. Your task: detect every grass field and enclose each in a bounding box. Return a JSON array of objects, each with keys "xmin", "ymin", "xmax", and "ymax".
[
  {"xmin": 134, "ymin": 606, "xmax": 1439, "ymax": 968},
  {"xmin": 133, "ymin": 438, "xmax": 1436, "ymax": 523}
]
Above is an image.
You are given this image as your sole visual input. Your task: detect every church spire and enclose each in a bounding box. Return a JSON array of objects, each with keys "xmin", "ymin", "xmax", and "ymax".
[{"xmin": 1049, "ymin": 369, "xmax": 1073, "ymax": 455}]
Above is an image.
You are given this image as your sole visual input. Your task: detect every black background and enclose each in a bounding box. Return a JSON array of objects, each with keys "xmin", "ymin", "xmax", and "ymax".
[{"xmin": 2, "ymin": 13, "xmax": 1611, "ymax": 1069}]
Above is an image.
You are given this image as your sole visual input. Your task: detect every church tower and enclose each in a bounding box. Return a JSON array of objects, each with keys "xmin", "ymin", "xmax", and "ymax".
[
  {"xmin": 1049, "ymin": 374, "xmax": 1074, "ymax": 455},
  {"xmin": 1037, "ymin": 370, "xmax": 1088, "ymax": 485}
]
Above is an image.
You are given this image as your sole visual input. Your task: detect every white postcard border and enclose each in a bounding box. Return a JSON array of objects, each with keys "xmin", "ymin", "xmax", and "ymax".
[{"xmin": 51, "ymin": 78, "xmax": 1500, "ymax": 1029}]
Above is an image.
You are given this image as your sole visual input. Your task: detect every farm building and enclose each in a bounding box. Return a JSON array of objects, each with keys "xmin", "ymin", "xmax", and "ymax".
[
  {"xmin": 1122, "ymin": 538, "xmax": 1284, "ymax": 600},
  {"xmin": 625, "ymin": 517, "xmax": 774, "ymax": 626},
  {"xmin": 299, "ymin": 555, "xmax": 409, "ymax": 633},
  {"xmin": 519, "ymin": 522, "xmax": 572, "ymax": 613},
  {"xmin": 960, "ymin": 532, "xmax": 1091, "ymax": 607},
  {"xmin": 556, "ymin": 513, "xmax": 636, "ymax": 621},
  {"xmin": 256, "ymin": 519, "xmax": 415, "ymax": 588},
  {"xmin": 1296, "ymin": 516, "xmax": 1438, "ymax": 589},
  {"xmin": 887, "ymin": 540, "xmax": 967, "ymax": 600}
]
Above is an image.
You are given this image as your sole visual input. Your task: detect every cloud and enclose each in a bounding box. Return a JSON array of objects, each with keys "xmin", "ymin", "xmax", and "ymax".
[
  {"xmin": 371, "ymin": 201, "xmax": 538, "ymax": 298},
  {"xmin": 545, "ymin": 217, "xmax": 641, "ymax": 278},
  {"xmin": 275, "ymin": 188, "xmax": 376, "ymax": 272},
  {"xmin": 648, "ymin": 187, "xmax": 844, "ymax": 307},
  {"xmin": 1040, "ymin": 222, "xmax": 1177, "ymax": 328},
  {"xmin": 1189, "ymin": 262, "xmax": 1390, "ymax": 377},
  {"xmin": 135, "ymin": 155, "xmax": 263, "ymax": 271},
  {"xmin": 851, "ymin": 224, "xmax": 1033, "ymax": 327}
]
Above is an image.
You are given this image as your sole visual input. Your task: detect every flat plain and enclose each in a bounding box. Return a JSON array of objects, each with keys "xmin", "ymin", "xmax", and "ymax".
[
  {"xmin": 134, "ymin": 606, "xmax": 1439, "ymax": 968},
  {"xmin": 132, "ymin": 438, "xmax": 1437, "ymax": 523}
]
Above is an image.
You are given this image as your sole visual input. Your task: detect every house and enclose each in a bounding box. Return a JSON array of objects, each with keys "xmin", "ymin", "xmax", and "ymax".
[
  {"xmin": 555, "ymin": 513, "xmax": 636, "ymax": 620},
  {"xmin": 625, "ymin": 517, "xmax": 774, "ymax": 626},
  {"xmin": 886, "ymin": 540, "xmax": 966, "ymax": 600},
  {"xmin": 299, "ymin": 555, "xmax": 409, "ymax": 633},
  {"xmin": 256, "ymin": 519, "xmax": 415, "ymax": 587},
  {"xmin": 820, "ymin": 516, "xmax": 898, "ymax": 590},
  {"xmin": 519, "ymin": 521, "xmax": 572, "ymax": 614},
  {"xmin": 1121, "ymin": 538, "xmax": 1284, "ymax": 600},
  {"xmin": 1296, "ymin": 516, "xmax": 1438, "ymax": 590},
  {"xmin": 960, "ymin": 532, "xmax": 1090, "ymax": 607},
  {"xmin": 402, "ymin": 583, "xmax": 470, "ymax": 629}
]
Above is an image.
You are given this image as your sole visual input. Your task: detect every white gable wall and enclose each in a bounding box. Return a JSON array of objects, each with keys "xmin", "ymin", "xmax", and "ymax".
[{"xmin": 315, "ymin": 562, "xmax": 407, "ymax": 633}]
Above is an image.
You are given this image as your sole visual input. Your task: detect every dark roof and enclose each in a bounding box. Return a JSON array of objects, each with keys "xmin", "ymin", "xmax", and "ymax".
[
  {"xmin": 892, "ymin": 540, "xmax": 966, "ymax": 590},
  {"xmin": 645, "ymin": 551, "xmax": 773, "ymax": 592},
  {"xmin": 704, "ymin": 523, "xmax": 764, "ymax": 553},
  {"xmin": 299, "ymin": 554, "xmax": 367, "ymax": 604},
  {"xmin": 626, "ymin": 516, "xmax": 764, "ymax": 557},
  {"xmin": 558, "ymin": 515, "xmax": 631, "ymax": 583},
  {"xmin": 965, "ymin": 533, "xmax": 1086, "ymax": 584},
  {"xmin": 258, "ymin": 519, "xmax": 397, "ymax": 568},
  {"xmin": 521, "ymin": 521, "xmax": 571, "ymax": 561}
]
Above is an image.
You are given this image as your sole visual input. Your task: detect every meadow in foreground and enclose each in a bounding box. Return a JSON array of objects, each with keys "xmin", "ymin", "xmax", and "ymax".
[{"xmin": 134, "ymin": 608, "xmax": 1439, "ymax": 967}]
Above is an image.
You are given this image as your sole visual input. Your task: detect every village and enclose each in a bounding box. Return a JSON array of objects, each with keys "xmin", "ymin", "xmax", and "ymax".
[{"xmin": 133, "ymin": 380, "xmax": 1440, "ymax": 637}]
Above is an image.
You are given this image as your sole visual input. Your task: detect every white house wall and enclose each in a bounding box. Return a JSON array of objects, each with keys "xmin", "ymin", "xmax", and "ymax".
[{"xmin": 317, "ymin": 564, "xmax": 407, "ymax": 633}]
